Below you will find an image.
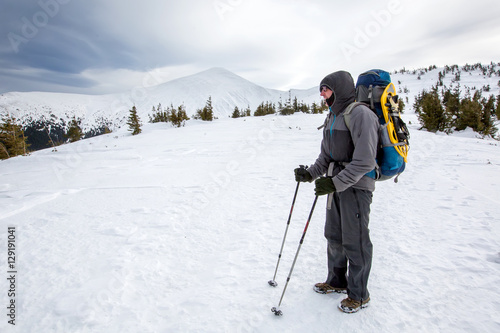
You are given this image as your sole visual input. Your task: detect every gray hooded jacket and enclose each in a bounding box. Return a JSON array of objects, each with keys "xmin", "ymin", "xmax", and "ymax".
[{"xmin": 307, "ymin": 71, "xmax": 379, "ymax": 192}]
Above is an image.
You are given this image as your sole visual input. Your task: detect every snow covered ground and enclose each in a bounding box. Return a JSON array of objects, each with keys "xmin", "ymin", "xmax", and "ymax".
[{"xmin": 1, "ymin": 111, "xmax": 499, "ymax": 332}]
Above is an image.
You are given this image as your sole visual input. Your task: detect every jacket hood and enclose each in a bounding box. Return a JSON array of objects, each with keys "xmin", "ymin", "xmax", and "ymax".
[{"xmin": 319, "ymin": 71, "xmax": 356, "ymax": 115}]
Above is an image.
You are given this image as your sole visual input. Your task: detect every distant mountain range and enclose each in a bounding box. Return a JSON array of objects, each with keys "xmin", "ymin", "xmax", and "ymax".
[
  {"xmin": 0, "ymin": 67, "xmax": 321, "ymax": 132},
  {"xmin": 1, "ymin": 63, "xmax": 498, "ymax": 139}
]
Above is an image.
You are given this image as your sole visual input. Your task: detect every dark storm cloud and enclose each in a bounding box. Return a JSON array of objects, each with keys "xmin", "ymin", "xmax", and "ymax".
[
  {"xmin": 1, "ymin": 0, "xmax": 191, "ymax": 91},
  {"xmin": 0, "ymin": 0, "xmax": 328, "ymax": 93},
  {"xmin": 1, "ymin": 0, "xmax": 499, "ymax": 94},
  {"xmin": 3, "ymin": 1, "xmax": 146, "ymax": 72}
]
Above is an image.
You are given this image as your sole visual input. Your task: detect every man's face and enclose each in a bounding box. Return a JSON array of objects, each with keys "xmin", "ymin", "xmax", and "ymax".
[{"xmin": 320, "ymin": 86, "xmax": 333, "ymax": 100}]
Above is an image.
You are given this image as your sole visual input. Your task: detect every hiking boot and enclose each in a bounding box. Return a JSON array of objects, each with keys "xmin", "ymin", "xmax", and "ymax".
[
  {"xmin": 313, "ymin": 282, "xmax": 347, "ymax": 294},
  {"xmin": 338, "ymin": 297, "xmax": 370, "ymax": 313}
]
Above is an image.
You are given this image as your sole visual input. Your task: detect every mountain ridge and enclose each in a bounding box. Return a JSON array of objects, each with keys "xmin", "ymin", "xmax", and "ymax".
[
  {"xmin": 0, "ymin": 67, "xmax": 323, "ymax": 132},
  {"xmin": 1, "ymin": 63, "xmax": 499, "ymax": 135}
]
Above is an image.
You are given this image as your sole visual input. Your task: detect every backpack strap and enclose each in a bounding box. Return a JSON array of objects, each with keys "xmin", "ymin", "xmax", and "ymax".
[
  {"xmin": 317, "ymin": 107, "xmax": 335, "ymax": 130},
  {"xmin": 317, "ymin": 117, "xmax": 327, "ymax": 130},
  {"xmin": 343, "ymin": 102, "xmax": 365, "ymax": 131},
  {"xmin": 343, "ymin": 101, "xmax": 381, "ymax": 181}
]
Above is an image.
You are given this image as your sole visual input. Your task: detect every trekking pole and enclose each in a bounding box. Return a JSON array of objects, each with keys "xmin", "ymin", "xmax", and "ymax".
[
  {"xmin": 268, "ymin": 181, "xmax": 301, "ymax": 287},
  {"xmin": 271, "ymin": 195, "xmax": 319, "ymax": 316}
]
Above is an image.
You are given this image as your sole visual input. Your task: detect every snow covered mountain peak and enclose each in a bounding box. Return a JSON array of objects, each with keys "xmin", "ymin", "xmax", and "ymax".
[{"xmin": 0, "ymin": 67, "xmax": 308, "ymax": 132}]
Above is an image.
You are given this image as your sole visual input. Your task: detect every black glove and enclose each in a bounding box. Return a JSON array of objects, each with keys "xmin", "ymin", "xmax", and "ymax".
[
  {"xmin": 294, "ymin": 165, "xmax": 313, "ymax": 183},
  {"xmin": 314, "ymin": 177, "xmax": 336, "ymax": 196}
]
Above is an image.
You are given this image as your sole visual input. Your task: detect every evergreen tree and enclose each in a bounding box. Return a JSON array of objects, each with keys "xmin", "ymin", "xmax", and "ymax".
[
  {"xmin": 0, "ymin": 141, "xmax": 8, "ymax": 159},
  {"xmin": 442, "ymin": 86, "xmax": 460, "ymax": 131},
  {"xmin": 480, "ymin": 95, "xmax": 497, "ymax": 136},
  {"xmin": 279, "ymin": 93, "xmax": 294, "ymax": 115},
  {"xmin": 398, "ymin": 98, "xmax": 405, "ymax": 114},
  {"xmin": 293, "ymin": 96, "xmax": 299, "ymax": 113},
  {"xmin": 277, "ymin": 97, "xmax": 283, "ymax": 113},
  {"xmin": 268, "ymin": 101, "xmax": 276, "ymax": 115},
  {"xmin": 319, "ymin": 100, "xmax": 329, "ymax": 113},
  {"xmin": 254, "ymin": 101, "xmax": 276, "ymax": 116},
  {"xmin": 414, "ymin": 87, "xmax": 447, "ymax": 132},
  {"xmin": 232, "ymin": 106, "xmax": 241, "ymax": 118},
  {"xmin": 170, "ymin": 104, "xmax": 190, "ymax": 127},
  {"xmin": 437, "ymin": 71, "xmax": 444, "ymax": 86},
  {"xmin": 0, "ymin": 115, "xmax": 29, "ymax": 159},
  {"xmin": 455, "ymin": 91, "xmax": 483, "ymax": 133},
  {"xmin": 66, "ymin": 117, "xmax": 83, "ymax": 143},
  {"xmin": 298, "ymin": 101, "xmax": 310, "ymax": 113},
  {"xmin": 496, "ymin": 95, "xmax": 500, "ymax": 120},
  {"xmin": 149, "ymin": 103, "xmax": 169, "ymax": 123},
  {"xmin": 178, "ymin": 105, "xmax": 190, "ymax": 126},
  {"xmin": 254, "ymin": 102, "xmax": 266, "ymax": 116},
  {"xmin": 204, "ymin": 96, "xmax": 214, "ymax": 121},
  {"xmin": 311, "ymin": 102, "xmax": 322, "ymax": 114},
  {"xmin": 149, "ymin": 103, "xmax": 189, "ymax": 126},
  {"xmin": 195, "ymin": 96, "xmax": 214, "ymax": 121},
  {"xmin": 127, "ymin": 106, "xmax": 142, "ymax": 135},
  {"xmin": 44, "ymin": 124, "xmax": 59, "ymax": 152},
  {"xmin": 415, "ymin": 84, "xmax": 498, "ymax": 136},
  {"xmin": 244, "ymin": 105, "xmax": 251, "ymax": 117}
]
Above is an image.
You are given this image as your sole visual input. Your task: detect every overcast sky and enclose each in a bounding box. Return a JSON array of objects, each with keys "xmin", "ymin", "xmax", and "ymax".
[{"xmin": 1, "ymin": 0, "xmax": 499, "ymax": 95}]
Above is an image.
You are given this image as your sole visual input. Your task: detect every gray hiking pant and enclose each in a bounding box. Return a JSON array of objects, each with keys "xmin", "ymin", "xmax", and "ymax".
[{"xmin": 324, "ymin": 187, "xmax": 373, "ymax": 302}]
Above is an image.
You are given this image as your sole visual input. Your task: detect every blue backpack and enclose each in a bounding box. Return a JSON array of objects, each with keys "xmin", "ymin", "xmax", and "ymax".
[{"xmin": 344, "ymin": 70, "xmax": 410, "ymax": 182}]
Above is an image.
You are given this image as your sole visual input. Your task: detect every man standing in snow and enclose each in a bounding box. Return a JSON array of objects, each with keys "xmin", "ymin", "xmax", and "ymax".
[{"xmin": 294, "ymin": 70, "xmax": 379, "ymax": 313}]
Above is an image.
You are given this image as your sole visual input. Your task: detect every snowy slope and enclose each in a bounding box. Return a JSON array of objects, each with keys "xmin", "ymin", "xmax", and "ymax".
[
  {"xmin": 391, "ymin": 65, "xmax": 500, "ymax": 138},
  {"xmin": 0, "ymin": 112, "xmax": 499, "ymax": 332},
  {"xmin": 0, "ymin": 67, "xmax": 324, "ymax": 132},
  {"xmin": 392, "ymin": 66, "xmax": 500, "ymax": 108},
  {"xmin": 145, "ymin": 67, "xmax": 281, "ymax": 118},
  {"xmin": 1, "ymin": 64, "xmax": 498, "ymax": 135},
  {"xmin": 0, "ymin": 91, "xmax": 125, "ymax": 132}
]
